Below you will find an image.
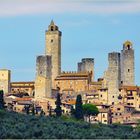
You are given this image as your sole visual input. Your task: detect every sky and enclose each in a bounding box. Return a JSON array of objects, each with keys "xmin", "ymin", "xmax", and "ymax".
[{"xmin": 0, "ymin": 0, "xmax": 140, "ymax": 85}]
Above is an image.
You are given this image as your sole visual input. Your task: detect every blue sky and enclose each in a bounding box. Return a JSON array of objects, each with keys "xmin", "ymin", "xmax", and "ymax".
[{"xmin": 0, "ymin": 0, "xmax": 140, "ymax": 85}]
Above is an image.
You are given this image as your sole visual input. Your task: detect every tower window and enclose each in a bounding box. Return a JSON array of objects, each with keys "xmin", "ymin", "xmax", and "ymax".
[
  {"xmin": 51, "ymin": 39, "xmax": 53, "ymax": 43},
  {"xmin": 51, "ymin": 26, "xmax": 54, "ymax": 31},
  {"xmin": 127, "ymin": 45, "xmax": 130, "ymax": 50},
  {"xmin": 128, "ymin": 69, "xmax": 130, "ymax": 72}
]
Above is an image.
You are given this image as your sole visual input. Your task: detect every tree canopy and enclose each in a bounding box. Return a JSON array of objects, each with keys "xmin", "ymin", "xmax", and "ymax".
[{"xmin": 83, "ymin": 104, "xmax": 99, "ymax": 123}]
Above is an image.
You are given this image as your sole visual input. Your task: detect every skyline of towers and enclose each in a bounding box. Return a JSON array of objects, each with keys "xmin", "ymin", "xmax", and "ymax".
[{"xmin": 103, "ymin": 40, "xmax": 135, "ymax": 105}]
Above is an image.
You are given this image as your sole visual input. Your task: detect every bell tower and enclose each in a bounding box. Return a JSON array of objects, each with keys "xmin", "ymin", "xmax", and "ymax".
[
  {"xmin": 121, "ymin": 41, "xmax": 135, "ymax": 86},
  {"xmin": 45, "ymin": 20, "xmax": 62, "ymax": 88}
]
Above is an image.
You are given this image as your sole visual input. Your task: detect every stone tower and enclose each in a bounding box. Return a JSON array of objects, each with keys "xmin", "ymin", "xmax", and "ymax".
[
  {"xmin": 77, "ymin": 58, "xmax": 94, "ymax": 81},
  {"xmin": 35, "ymin": 55, "xmax": 52, "ymax": 99},
  {"xmin": 45, "ymin": 20, "xmax": 62, "ymax": 88},
  {"xmin": 121, "ymin": 41, "xmax": 135, "ymax": 86},
  {"xmin": 0, "ymin": 69, "xmax": 11, "ymax": 94},
  {"xmin": 104, "ymin": 52, "xmax": 121, "ymax": 105}
]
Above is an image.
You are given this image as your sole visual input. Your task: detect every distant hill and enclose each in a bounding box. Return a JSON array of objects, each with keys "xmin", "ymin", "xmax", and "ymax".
[{"xmin": 0, "ymin": 110, "xmax": 140, "ymax": 139}]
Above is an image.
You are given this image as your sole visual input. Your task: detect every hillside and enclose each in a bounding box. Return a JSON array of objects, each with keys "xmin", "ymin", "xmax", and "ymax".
[{"xmin": 0, "ymin": 110, "xmax": 140, "ymax": 139}]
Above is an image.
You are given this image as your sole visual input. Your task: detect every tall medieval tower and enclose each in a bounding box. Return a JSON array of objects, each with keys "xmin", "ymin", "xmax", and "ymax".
[
  {"xmin": 121, "ymin": 41, "xmax": 135, "ymax": 86},
  {"xmin": 35, "ymin": 55, "xmax": 52, "ymax": 99},
  {"xmin": 45, "ymin": 20, "xmax": 62, "ymax": 87},
  {"xmin": 103, "ymin": 52, "xmax": 121, "ymax": 105}
]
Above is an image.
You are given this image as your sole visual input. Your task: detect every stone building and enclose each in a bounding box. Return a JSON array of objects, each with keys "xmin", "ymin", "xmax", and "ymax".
[
  {"xmin": 78, "ymin": 58, "xmax": 94, "ymax": 81},
  {"xmin": 45, "ymin": 20, "xmax": 62, "ymax": 88},
  {"xmin": 121, "ymin": 41, "xmax": 135, "ymax": 86},
  {"xmin": 10, "ymin": 81, "xmax": 34, "ymax": 96},
  {"xmin": 0, "ymin": 69, "xmax": 11, "ymax": 93},
  {"xmin": 35, "ymin": 55, "xmax": 52, "ymax": 99}
]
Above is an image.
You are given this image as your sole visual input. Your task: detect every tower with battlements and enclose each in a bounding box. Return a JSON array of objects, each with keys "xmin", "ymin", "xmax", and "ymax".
[
  {"xmin": 45, "ymin": 20, "xmax": 62, "ymax": 88},
  {"xmin": 121, "ymin": 41, "xmax": 135, "ymax": 86},
  {"xmin": 35, "ymin": 55, "xmax": 52, "ymax": 99}
]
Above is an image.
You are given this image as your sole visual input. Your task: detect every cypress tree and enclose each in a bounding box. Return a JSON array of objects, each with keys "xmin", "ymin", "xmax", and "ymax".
[
  {"xmin": 32, "ymin": 104, "xmax": 35, "ymax": 115},
  {"xmin": 54, "ymin": 93, "xmax": 62, "ymax": 117},
  {"xmin": 0, "ymin": 90, "xmax": 4, "ymax": 109},
  {"xmin": 75, "ymin": 94, "xmax": 84, "ymax": 120}
]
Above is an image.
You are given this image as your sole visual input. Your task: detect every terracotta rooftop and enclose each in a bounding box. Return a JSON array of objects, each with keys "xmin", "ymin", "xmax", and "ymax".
[
  {"xmin": 120, "ymin": 85, "xmax": 139, "ymax": 91},
  {"xmin": 62, "ymin": 100, "xmax": 76, "ymax": 105},
  {"xmin": 90, "ymin": 81, "xmax": 102, "ymax": 85},
  {"xmin": 15, "ymin": 97, "xmax": 32, "ymax": 101},
  {"xmin": 11, "ymin": 81, "xmax": 35, "ymax": 84}
]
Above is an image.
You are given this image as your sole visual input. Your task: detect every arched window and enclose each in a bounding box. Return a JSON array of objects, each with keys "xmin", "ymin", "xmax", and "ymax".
[{"xmin": 51, "ymin": 26, "xmax": 54, "ymax": 31}]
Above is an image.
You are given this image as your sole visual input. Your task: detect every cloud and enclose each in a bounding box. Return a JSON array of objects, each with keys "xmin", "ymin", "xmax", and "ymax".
[{"xmin": 0, "ymin": 0, "xmax": 140, "ymax": 17}]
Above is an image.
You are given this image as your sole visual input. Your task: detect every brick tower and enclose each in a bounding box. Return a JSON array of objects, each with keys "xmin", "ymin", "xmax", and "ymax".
[{"xmin": 45, "ymin": 20, "xmax": 62, "ymax": 88}]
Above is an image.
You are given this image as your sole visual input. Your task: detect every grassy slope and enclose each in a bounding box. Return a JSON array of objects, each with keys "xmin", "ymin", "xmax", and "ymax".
[{"xmin": 0, "ymin": 110, "xmax": 139, "ymax": 139}]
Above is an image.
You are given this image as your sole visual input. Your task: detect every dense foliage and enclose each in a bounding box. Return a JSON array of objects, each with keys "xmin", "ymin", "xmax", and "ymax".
[
  {"xmin": 83, "ymin": 104, "xmax": 99, "ymax": 123},
  {"xmin": 55, "ymin": 93, "xmax": 62, "ymax": 117},
  {"xmin": 0, "ymin": 110, "xmax": 140, "ymax": 139},
  {"xmin": 75, "ymin": 94, "xmax": 84, "ymax": 120}
]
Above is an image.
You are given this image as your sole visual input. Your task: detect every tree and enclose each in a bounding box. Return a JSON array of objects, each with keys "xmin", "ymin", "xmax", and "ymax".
[
  {"xmin": 40, "ymin": 109, "xmax": 45, "ymax": 117},
  {"xmin": 49, "ymin": 106, "xmax": 52, "ymax": 117},
  {"xmin": 31, "ymin": 104, "xmax": 35, "ymax": 115},
  {"xmin": 82, "ymin": 103, "xmax": 99, "ymax": 123},
  {"xmin": 54, "ymin": 93, "xmax": 62, "ymax": 117},
  {"xmin": 24, "ymin": 105, "xmax": 30, "ymax": 115},
  {"xmin": 70, "ymin": 105, "xmax": 75, "ymax": 117},
  {"xmin": 0, "ymin": 90, "xmax": 5, "ymax": 109},
  {"xmin": 75, "ymin": 94, "xmax": 84, "ymax": 120}
]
